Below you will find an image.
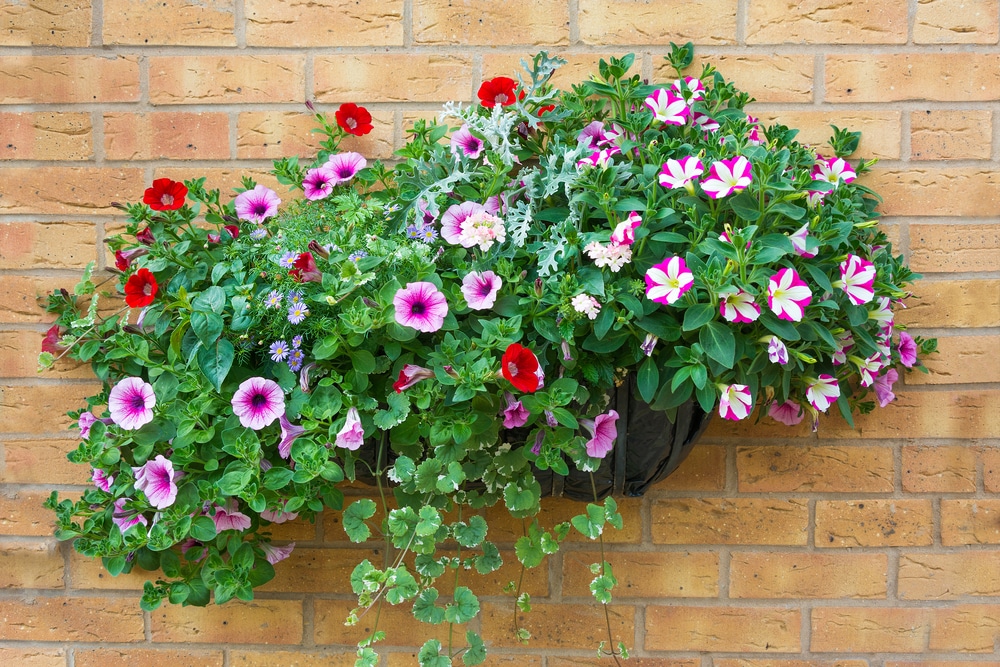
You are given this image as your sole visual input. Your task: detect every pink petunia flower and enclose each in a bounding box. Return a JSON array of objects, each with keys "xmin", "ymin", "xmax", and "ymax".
[
  {"xmin": 832, "ymin": 331, "xmax": 854, "ymax": 366},
  {"xmin": 451, "ymin": 124, "xmax": 484, "ymax": 159},
  {"xmin": 767, "ymin": 268, "xmax": 812, "ymax": 322},
  {"xmin": 768, "ymin": 400, "xmax": 805, "ymax": 426},
  {"xmin": 393, "ymin": 282, "xmax": 448, "ymax": 332},
  {"xmin": 278, "ymin": 413, "xmax": 305, "ymax": 460},
  {"xmin": 670, "ymin": 76, "xmax": 705, "ymax": 102},
  {"xmin": 108, "ymin": 376, "xmax": 156, "ymax": 430},
  {"xmin": 577, "ymin": 147, "xmax": 619, "ymax": 169},
  {"xmin": 212, "ymin": 499, "xmax": 252, "ymax": 532},
  {"xmin": 260, "ymin": 503, "xmax": 298, "ymax": 524},
  {"xmin": 335, "ymin": 407, "xmax": 365, "ymax": 450},
  {"xmin": 897, "ymin": 331, "xmax": 918, "ymax": 368},
  {"xmin": 718, "ymin": 384, "xmax": 752, "ymax": 421},
  {"xmin": 261, "ymin": 541, "xmax": 295, "ymax": 565},
  {"xmin": 461, "ymin": 271, "xmax": 502, "ymax": 310},
  {"xmin": 873, "ymin": 368, "xmax": 899, "ymax": 407},
  {"xmin": 767, "ymin": 336, "xmax": 789, "ymax": 365},
  {"xmin": 644, "ymin": 88, "xmax": 689, "ymax": 125},
  {"xmin": 231, "ymin": 377, "xmax": 285, "ymax": 430},
  {"xmin": 112, "ymin": 498, "xmax": 147, "ymax": 533},
  {"xmin": 719, "ymin": 287, "xmax": 760, "ymax": 323},
  {"xmin": 393, "ymin": 364, "xmax": 434, "ymax": 393},
  {"xmin": 812, "ymin": 156, "xmax": 856, "ymax": 187},
  {"xmin": 580, "ymin": 410, "xmax": 619, "ymax": 458},
  {"xmin": 610, "ymin": 212, "xmax": 642, "ymax": 246},
  {"xmin": 806, "ymin": 375, "xmax": 841, "ymax": 412},
  {"xmin": 788, "ymin": 223, "xmax": 817, "ymax": 258},
  {"xmin": 700, "ymin": 156, "xmax": 753, "ymax": 199},
  {"xmin": 502, "ymin": 392, "xmax": 530, "ymax": 429},
  {"xmin": 836, "ymin": 254, "xmax": 877, "ymax": 305},
  {"xmin": 645, "ymin": 256, "xmax": 694, "ymax": 305},
  {"xmin": 78, "ymin": 411, "xmax": 98, "ymax": 439},
  {"xmin": 323, "ymin": 152, "xmax": 367, "ymax": 185},
  {"xmin": 92, "ymin": 468, "xmax": 114, "ymax": 492},
  {"xmin": 659, "ymin": 157, "xmax": 705, "ymax": 191},
  {"xmin": 234, "ymin": 185, "xmax": 281, "ymax": 224},
  {"xmin": 132, "ymin": 455, "xmax": 178, "ymax": 509},
  {"xmin": 577, "ymin": 120, "xmax": 606, "ymax": 149},
  {"xmin": 302, "ymin": 167, "xmax": 337, "ymax": 201}
]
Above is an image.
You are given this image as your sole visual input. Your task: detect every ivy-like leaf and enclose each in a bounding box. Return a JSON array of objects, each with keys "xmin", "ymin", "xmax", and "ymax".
[{"xmin": 343, "ymin": 499, "xmax": 377, "ymax": 542}]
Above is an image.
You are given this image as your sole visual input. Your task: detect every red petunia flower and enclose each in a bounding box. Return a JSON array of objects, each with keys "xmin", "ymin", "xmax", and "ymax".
[
  {"xmin": 478, "ymin": 77, "xmax": 520, "ymax": 108},
  {"xmin": 124, "ymin": 268, "xmax": 158, "ymax": 308},
  {"xmin": 335, "ymin": 103, "xmax": 374, "ymax": 137},
  {"xmin": 289, "ymin": 252, "xmax": 322, "ymax": 283},
  {"xmin": 223, "ymin": 224, "xmax": 240, "ymax": 239},
  {"xmin": 501, "ymin": 343, "xmax": 541, "ymax": 393},
  {"xmin": 136, "ymin": 227, "xmax": 155, "ymax": 246},
  {"xmin": 143, "ymin": 178, "xmax": 187, "ymax": 211},
  {"xmin": 41, "ymin": 324, "xmax": 63, "ymax": 354},
  {"xmin": 539, "ymin": 104, "xmax": 556, "ymax": 115}
]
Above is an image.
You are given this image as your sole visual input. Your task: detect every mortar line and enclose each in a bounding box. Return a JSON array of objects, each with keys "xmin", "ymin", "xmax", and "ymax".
[
  {"xmin": 568, "ymin": 0, "xmax": 580, "ymax": 45},
  {"xmin": 403, "ymin": 0, "xmax": 413, "ymax": 48},
  {"xmin": 235, "ymin": 0, "xmax": 247, "ymax": 49},
  {"xmin": 735, "ymin": 0, "xmax": 748, "ymax": 46}
]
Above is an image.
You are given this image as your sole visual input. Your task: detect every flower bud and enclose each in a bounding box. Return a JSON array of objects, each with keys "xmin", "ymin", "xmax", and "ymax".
[{"xmin": 534, "ymin": 278, "xmax": 543, "ymax": 297}]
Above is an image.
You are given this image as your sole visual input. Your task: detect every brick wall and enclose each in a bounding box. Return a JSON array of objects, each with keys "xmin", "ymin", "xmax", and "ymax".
[{"xmin": 1, "ymin": 1, "xmax": 998, "ymax": 664}]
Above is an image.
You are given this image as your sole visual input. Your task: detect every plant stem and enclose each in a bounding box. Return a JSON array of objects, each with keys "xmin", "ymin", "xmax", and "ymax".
[{"xmin": 589, "ymin": 473, "xmax": 624, "ymax": 667}]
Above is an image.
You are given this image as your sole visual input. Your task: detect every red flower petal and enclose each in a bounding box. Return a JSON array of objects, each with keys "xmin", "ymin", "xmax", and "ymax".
[
  {"xmin": 478, "ymin": 77, "xmax": 518, "ymax": 108},
  {"xmin": 124, "ymin": 268, "xmax": 158, "ymax": 308},
  {"xmin": 335, "ymin": 103, "xmax": 374, "ymax": 136},
  {"xmin": 41, "ymin": 324, "xmax": 63, "ymax": 354},
  {"xmin": 501, "ymin": 343, "xmax": 540, "ymax": 393},
  {"xmin": 143, "ymin": 178, "xmax": 187, "ymax": 211}
]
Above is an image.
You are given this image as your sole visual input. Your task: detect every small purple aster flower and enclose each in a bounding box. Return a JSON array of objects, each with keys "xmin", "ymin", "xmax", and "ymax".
[
  {"xmin": 421, "ymin": 227, "xmax": 439, "ymax": 242},
  {"xmin": 234, "ymin": 185, "xmax": 281, "ymax": 224},
  {"xmin": 265, "ymin": 290, "xmax": 283, "ymax": 309},
  {"xmin": 406, "ymin": 224, "xmax": 423, "ymax": 239},
  {"xmin": 108, "ymin": 376, "xmax": 156, "ymax": 430},
  {"xmin": 302, "ymin": 167, "xmax": 337, "ymax": 201},
  {"xmin": 393, "ymin": 281, "xmax": 449, "ymax": 333},
  {"xmin": 348, "ymin": 251, "xmax": 367, "ymax": 263},
  {"xmin": 287, "ymin": 290, "xmax": 303, "ymax": 304},
  {"xmin": 279, "ymin": 251, "xmax": 299, "ymax": 269},
  {"xmin": 450, "ymin": 125, "xmax": 484, "ymax": 159},
  {"xmin": 323, "ymin": 152, "xmax": 367, "ymax": 184},
  {"xmin": 292, "ymin": 335, "xmax": 303, "ymax": 349},
  {"xmin": 269, "ymin": 340, "xmax": 289, "ymax": 362},
  {"xmin": 231, "ymin": 376, "xmax": 285, "ymax": 430},
  {"xmin": 249, "ymin": 227, "xmax": 268, "ymax": 240},
  {"xmin": 287, "ymin": 349, "xmax": 304, "ymax": 372},
  {"xmin": 132, "ymin": 454, "xmax": 178, "ymax": 509},
  {"xmin": 288, "ymin": 303, "xmax": 309, "ymax": 325}
]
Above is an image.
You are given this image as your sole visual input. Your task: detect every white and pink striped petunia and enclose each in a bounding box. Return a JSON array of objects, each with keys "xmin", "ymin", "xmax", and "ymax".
[
  {"xmin": 610, "ymin": 211, "xmax": 642, "ymax": 246},
  {"xmin": 645, "ymin": 256, "xmax": 695, "ymax": 305},
  {"xmin": 767, "ymin": 336, "xmax": 789, "ymax": 365},
  {"xmin": 670, "ymin": 76, "xmax": 705, "ymax": 102},
  {"xmin": 644, "ymin": 88, "xmax": 690, "ymax": 125},
  {"xmin": 718, "ymin": 384, "xmax": 752, "ymax": 421},
  {"xmin": 700, "ymin": 156, "xmax": 753, "ymax": 199},
  {"xmin": 658, "ymin": 157, "xmax": 704, "ymax": 190},
  {"xmin": 577, "ymin": 147, "xmax": 620, "ymax": 169},
  {"xmin": 806, "ymin": 374, "xmax": 841, "ymax": 412},
  {"xmin": 812, "ymin": 156, "xmax": 856, "ymax": 187},
  {"xmin": 855, "ymin": 353, "xmax": 884, "ymax": 388},
  {"xmin": 836, "ymin": 254, "xmax": 877, "ymax": 305},
  {"xmin": 767, "ymin": 268, "xmax": 813, "ymax": 322},
  {"xmin": 788, "ymin": 222, "xmax": 817, "ymax": 258},
  {"xmin": 719, "ymin": 287, "xmax": 760, "ymax": 323}
]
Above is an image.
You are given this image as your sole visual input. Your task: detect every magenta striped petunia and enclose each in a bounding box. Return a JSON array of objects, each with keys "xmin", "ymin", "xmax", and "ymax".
[
  {"xmin": 108, "ymin": 376, "xmax": 156, "ymax": 430},
  {"xmin": 132, "ymin": 455, "xmax": 178, "ymax": 509},
  {"xmin": 767, "ymin": 268, "xmax": 812, "ymax": 322},
  {"xmin": 393, "ymin": 281, "xmax": 449, "ymax": 333},
  {"xmin": 231, "ymin": 377, "xmax": 285, "ymax": 430}
]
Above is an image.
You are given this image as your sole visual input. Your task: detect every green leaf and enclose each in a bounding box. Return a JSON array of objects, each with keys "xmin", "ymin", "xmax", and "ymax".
[
  {"xmin": 350, "ymin": 560, "xmax": 379, "ymax": 595},
  {"xmin": 217, "ymin": 464, "xmax": 252, "ymax": 495},
  {"xmin": 571, "ymin": 503, "xmax": 605, "ymax": 540},
  {"xmin": 759, "ymin": 312, "xmax": 800, "ymax": 341},
  {"xmin": 636, "ymin": 357, "xmax": 659, "ymax": 403},
  {"xmin": 189, "ymin": 516, "xmax": 217, "ymax": 542},
  {"xmin": 592, "ymin": 303, "xmax": 615, "ymax": 339},
  {"xmin": 454, "ymin": 515, "xmax": 488, "ymax": 548},
  {"xmin": 728, "ymin": 190, "xmax": 761, "ymax": 222},
  {"xmin": 514, "ymin": 535, "xmax": 543, "ymax": 568},
  {"xmin": 312, "ymin": 335, "xmax": 340, "ymax": 360},
  {"xmin": 385, "ymin": 566, "xmax": 418, "ymax": 604},
  {"xmin": 350, "ymin": 350, "xmax": 376, "ymax": 374},
  {"xmin": 682, "ymin": 304, "xmax": 716, "ymax": 332},
  {"xmin": 196, "ymin": 338, "xmax": 234, "ymax": 392},
  {"xmin": 463, "ymin": 631, "xmax": 487, "ymax": 666},
  {"xmin": 263, "ymin": 467, "xmax": 295, "ymax": 490},
  {"xmin": 474, "ymin": 542, "xmax": 503, "ymax": 574},
  {"xmin": 413, "ymin": 588, "xmax": 446, "ymax": 624},
  {"xmin": 417, "ymin": 640, "xmax": 450, "ymax": 667},
  {"xmin": 803, "ymin": 262, "xmax": 834, "ymax": 294},
  {"xmin": 190, "ymin": 310, "xmax": 224, "ymax": 346},
  {"xmin": 754, "ymin": 234, "xmax": 794, "ymax": 264},
  {"xmin": 769, "ymin": 201, "xmax": 806, "ymax": 221},
  {"xmin": 590, "ymin": 569, "xmax": 617, "ymax": 604},
  {"xmin": 343, "ymin": 499, "xmax": 376, "ymax": 542},
  {"xmin": 355, "ymin": 647, "xmax": 379, "ymax": 667},
  {"xmin": 415, "ymin": 506, "xmax": 441, "ymax": 537},
  {"xmin": 699, "ymin": 321, "xmax": 736, "ymax": 368},
  {"xmin": 445, "ymin": 587, "xmax": 480, "ymax": 624}
]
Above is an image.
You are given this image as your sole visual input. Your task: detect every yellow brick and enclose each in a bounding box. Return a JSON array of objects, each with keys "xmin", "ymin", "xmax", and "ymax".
[
  {"xmin": 914, "ymin": 0, "xmax": 1000, "ymax": 44},
  {"xmin": 0, "ymin": 384, "xmax": 101, "ymax": 435},
  {"xmin": 909, "ymin": 223, "xmax": 1000, "ymax": 272},
  {"xmin": 717, "ymin": 661, "xmax": 867, "ymax": 667},
  {"xmin": 902, "ymin": 445, "xmax": 978, "ymax": 492},
  {"xmin": 651, "ymin": 498, "xmax": 809, "ymax": 545},
  {"xmin": 982, "ymin": 446, "xmax": 1000, "ymax": 493},
  {"xmin": 811, "ymin": 607, "xmax": 930, "ymax": 652},
  {"xmin": 737, "ymin": 445, "xmax": 894, "ymax": 493},
  {"xmin": 0, "ymin": 438, "xmax": 89, "ymax": 485},
  {"xmin": 68, "ymin": 551, "xmax": 154, "ymax": 590},
  {"xmin": 867, "ymin": 169, "xmax": 1000, "ymax": 218},
  {"xmin": 816, "ymin": 500, "xmax": 934, "ymax": 547},
  {"xmin": 75, "ymin": 648, "xmax": 224, "ymax": 667},
  {"xmin": 0, "ymin": 648, "xmax": 64, "ymax": 667},
  {"xmin": 0, "ymin": 276, "xmax": 79, "ymax": 325},
  {"xmin": 0, "ymin": 112, "xmax": 93, "ymax": 161},
  {"xmin": 898, "ymin": 279, "xmax": 1000, "ymax": 329},
  {"xmin": 414, "ymin": 0, "xmax": 568, "ymax": 45},
  {"xmin": 236, "ymin": 110, "xmax": 395, "ymax": 161},
  {"xmin": 149, "ymin": 56, "xmax": 305, "ymax": 105},
  {"xmin": 104, "ymin": 112, "xmax": 231, "ymax": 161},
  {"xmin": 579, "ymin": 0, "xmax": 738, "ymax": 45},
  {"xmin": 730, "ymin": 552, "xmax": 887, "ymax": 599},
  {"xmin": 0, "ymin": 0, "xmax": 91, "ymax": 46},
  {"xmin": 562, "ymin": 550, "xmax": 718, "ymax": 598},
  {"xmin": 0, "ymin": 330, "xmax": 93, "ymax": 379},
  {"xmin": 747, "ymin": 0, "xmax": 907, "ymax": 44},
  {"xmin": 314, "ymin": 55, "xmax": 473, "ymax": 104},
  {"xmin": 0, "ymin": 540, "xmax": 64, "ymax": 589},
  {"xmin": 481, "ymin": 601, "xmax": 634, "ymax": 649},
  {"xmin": 0, "ymin": 221, "xmax": 97, "ymax": 270},
  {"xmin": 751, "ymin": 110, "xmax": 901, "ymax": 159},
  {"xmin": 941, "ymin": 499, "xmax": 1000, "ymax": 545},
  {"xmin": 230, "ymin": 651, "xmax": 355, "ymax": 667},
  {"xmin": 0, "ymin": 167, "xmax": 145, "ymax": 216},
  {"xmin": 928, "ymin": 604, "xmax": 1000, "ymax": 652},
  {"xmin": 103, "ymin": 0, "xmax": 235, "ymax": 46},
  {"xmin": 825, "ymin": 390, "xmax": 1000, "ymax": 440},
  {"xmin": 652, "ymin": 444, "xmax": 726, "ymax": 491},
  {"xmin": 826, "ymin": 54, "xmax": 1000, "ymax": 102},
  {"xmin": 668, "ymin": 55, "xmax": 814, "ymax": 104},
  {"xmin": 150, "ymin": 600, "xmax": 303, "ymax": 644},
  {"xmin": 911, "ymin": 335, "xmax": 1000, "ymax": 386},
  {"xmin": 911, "ymin": 110, "xmax": 993, "ymax": 160},
  {"xmin": 0, "ymin": 56, "xmax": 139, "ymax": 104},
  {"xmin": 0, "ymin": 596, "xmax": 144, "ymax": 642},
  {"xmin": 646, "ymin": 606, "xmax": 801, "ymax": 652},
  {"xmin": 899, "ymin": 552, "xmax": 1000, "ymax": 600},
  {"xmin": 246, "ymin": 0, "xmax": 402, "ymax": 46}
]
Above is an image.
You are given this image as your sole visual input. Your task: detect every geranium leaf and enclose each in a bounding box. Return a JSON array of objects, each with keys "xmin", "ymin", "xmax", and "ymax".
[{"xmin": 343, "ymin": 499, "xmax": 376, "ymax": 542}]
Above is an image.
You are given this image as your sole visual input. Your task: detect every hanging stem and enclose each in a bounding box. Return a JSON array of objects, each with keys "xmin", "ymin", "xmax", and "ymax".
[{"xmin": 589, "ymin": 473, "xmax": 624, "ymax": 667}]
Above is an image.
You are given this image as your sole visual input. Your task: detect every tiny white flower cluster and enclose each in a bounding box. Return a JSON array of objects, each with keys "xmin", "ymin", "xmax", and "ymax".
[
  {"xmin": 571, "ymin": 293, "xmax": 602, "ymax": 320},
  {"xmin": 583, "ymin": 240, "xmax": 632, "ymax": 272}
]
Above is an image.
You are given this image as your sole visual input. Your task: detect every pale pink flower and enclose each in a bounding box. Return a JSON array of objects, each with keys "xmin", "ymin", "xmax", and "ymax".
[
  {"xmin": 873, "ymin": 368, "xmax": 899, "ymax": 408},
  {"xmin": 658, "ymin": 156, "xmax": 704, "ymax": 190},
  {"xmin": 260, "ymin": 505, "xmax": 299, "ymax": 524},
  {"xmin": 461, "ymin": 270, "xmax": 502, "ymax": 310},
  {"xmin": 132, "ymin": 455, "xmax": 178, "ymax": 509},
  {"xmin": 644, "ymin": 88, "xmax": 689, "ymax": 125},
  {"xmin": 440, "ymin": 201, "xmax": 498, "ymax": 245},
  {"xmin": 231, "ymin": 377, "xmax": 285, "ymax": 430},
  {"xmin": 450, "ymin": 125, "xmax": 484, "ymax": 159},
  {"xmin": 577, "ymin": 121, "xmax": 606, "ymax": 149},
  {"xmin": 112, "ymin": 498, "xmax": 147, "ymax": 533},
  {"xmin": 212, "ymin": 499, "xmax": 252, "ymax": 532},
  {"xmin": 302, "ymin": 167, "xmax": 337, "ymax": 201},
  {"xmin": 812, "ymin": 156, "xmax": 856, "ymax": 187},
  {"xmin": 788, "ymin": 223, "xmax": 817, "ymax": 258},
  {"xmin": 261, "ymin": 541, "xmax": 295, "ymax": 565},
  {"xmin": 323, "ymin": 151, "xmax": 367, "ymax": 185},
  {"xmin": 768, "ymin": 400, "xmax": 805, "ymax": 426},
  {"xmin": 718, "ymin": 384, "xmax": 752, "ymax": 421},
  {"xmin": 278, "ymin": 413, "xmax": 305, "ymax": 460},
  {"xmin": 897, "ymin": 331, "xmax": 918, "ymax": 368},
  {"xmin": 571, "ymin": 293, "xmax": 601, "ymax": 320},
  {"xmin": 584, "ymin": 241, "xmax": 632, "ymax": 272},
  {"xmin": 234, "ymin": 185, "xmax": 280, "ymax": 223},
  {"xmin": 393, "ymin": 281, "xmax": 448, "ymax": 333},
  {"xmin": 719, "ymin": 287, "xmax": 760, "ymax": 323},
  {"xmin": 458, "ymin": 210, "xmax": 506, "ymax": 251},
  {"xmin": 108, "ymin": 376, "xmax": 156, "ymax": 430},
  {"xmin": 580, "ymin": 410, "xmax": 619, "ymax": 458},
  {"xmin": 78, "ymin": 411, "xmax": 97, "ymax": 439},
  {"xmin": 610, "ymin": 212, "xmax": 642, "ymax": 246},
  {"xmin": 393, "ymin": 364, "xmax": 434, "ymax": 393},
  {"xmin": 767, "ymin": 336, "xmax": 789, "ymax": 365},
  {"xmin": 645, "ymin": 256, "xmax": 694, "ymax": 305},
  {"xmin": 806, "ymin": 375, "xmax": 841, "ymax": 412},
  {"xmin": 92, "ymin": 468, "xmax": 114, "ymax": 492},
  {"xmin": 767, "ymin": 268, "xmax": 812, "ymax": 322},
  {"xmin": 836, "ymin": 254, "xmax": 877, "ymax": 305},
  {"xmin": 700, "ymin": 156, "xmax": 753, "ymax": 199},
  {"xmin": 502, "ymin": 392, "xmax": 529, "ymax": 429},
  {"xmin": 335, "ymin": 407, "xmax": 365, "ymax": 450}
]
